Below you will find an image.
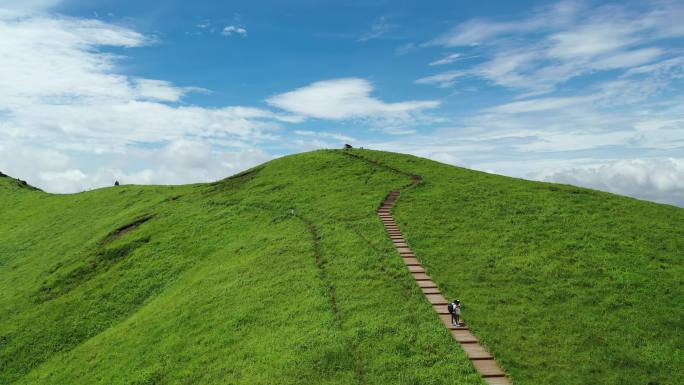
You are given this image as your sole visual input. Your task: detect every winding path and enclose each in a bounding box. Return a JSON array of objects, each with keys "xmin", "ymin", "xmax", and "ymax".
[
  {"xmin": 379, "ymin": 190, "xmax": 512, "ymax": 385},
  {"xmin": 344, "ymin": 151, "xmax": 513, "ymax": 385}
]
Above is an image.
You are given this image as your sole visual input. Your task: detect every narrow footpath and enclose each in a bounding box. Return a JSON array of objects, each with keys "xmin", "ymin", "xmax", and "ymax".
[{"xmin": 379, "ymin": 191, "xmax": 513, "ymax": 385}]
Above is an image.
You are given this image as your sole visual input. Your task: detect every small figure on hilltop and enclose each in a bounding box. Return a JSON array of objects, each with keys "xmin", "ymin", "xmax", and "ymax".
[
  {"xmin": 290, "ymin": 208, "xmax": 295, "ymax": 216},
  {"xmin": 114, "ymin": 180, "xmax": 120, "ymax": 186},
  {"xmin": 343, "ymin": 144, "xmax": 353, "ymax": 149},
  {"xmin": 447, "ymin": 299, "xmax": 462, "ymax": 326}
]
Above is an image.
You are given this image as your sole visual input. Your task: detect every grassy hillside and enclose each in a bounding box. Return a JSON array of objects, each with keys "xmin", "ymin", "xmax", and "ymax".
[
  {"xmin": 1, "ymin": 149, "xmax": 682, "ymax": 385},
  {"xmin": 0, "ymin": 152, "xmax": 482, "ymax": 385},
  {"xmin": 350, "ymin": 149, "xmax": 684, "ymax": 385}
]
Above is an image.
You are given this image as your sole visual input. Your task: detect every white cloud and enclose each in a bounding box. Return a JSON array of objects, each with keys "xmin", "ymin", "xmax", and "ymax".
[
  {"xmin": 485, "ymin": 95, "xmax": 594, "ymax": 114},
  {"xmin": 591, "ymin": 48, "xmax": 663, "ymax": 70},
  {"xmin": 431, "ymin": 0, "xmax": 582, "ymax": 47},
  {"xmin": 266, "ymin": 78, "xmax": 440, "ymax": 120},
  {"xmin": 293, "ymin": 130, "xmax": 355, "ymax": 143},
  {"xmin": 222, "ymin": 25, "xmax": 247, "ymax": 37},
  {"xmin": 422, "ymin": 1, "xmax": 684, "ymax": 93},
  {"xmin": 545, "ymin": 158, "xmax": 684, "ymax": 206},
  {"xmin": 0, "ymin": 12, "xmax": 149, "ymax": 109},
  {"xmin": 415, "ymin": 71, "xmax": 466, "ymax": 88},
  {"xmin": 132, "ymin": 79, "xmax": 204, "ymax": 102},
  {"xmin": 358, "ymin": 16, "xmax": 395, "ymax": 42},
  {"xmin": 429, "ymin": 53, "xmax": 463, "ymax": 66},
  {"xmin": 0, "ymin": 140, "xmax": 273, "ymax": 193},
  {"xmin": 0, "ymin": 10, "xmax": 293, "ymax": 192}
]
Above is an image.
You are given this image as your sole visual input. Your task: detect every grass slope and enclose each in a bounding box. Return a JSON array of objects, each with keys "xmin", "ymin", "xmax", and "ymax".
[
  {"xmin": 1, "ymin": 149, "xmax": 681, "ymax": 385},
  {"xmin": 350, "ymin": 149, "xmax": 683, "ymax": 385},
  {"xmin": 0, "ymin": 151, "xmax": 482, "ymax": 385}
]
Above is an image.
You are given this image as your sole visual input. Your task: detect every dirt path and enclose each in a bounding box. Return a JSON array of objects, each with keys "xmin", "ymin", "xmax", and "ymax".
[{"xmin": 343, "ymin": 151, "xmax": 512, "ymax": 385}]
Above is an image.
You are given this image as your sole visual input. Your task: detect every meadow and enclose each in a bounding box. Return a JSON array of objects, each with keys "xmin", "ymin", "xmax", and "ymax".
[
  {"xmin": 0, "ymin": 151, "xmax": 482, "ymax": 385},
  {"xmin": 1, "ymin": 149, "xmax": 681, "ymax": 384},
  {"xmin": 352, "ymin": 149, "xmax": 683, "ymax": 385}
]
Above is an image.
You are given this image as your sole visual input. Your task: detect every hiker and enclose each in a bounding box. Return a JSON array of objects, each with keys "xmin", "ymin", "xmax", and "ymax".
[{"xmin": 448, "ymin": 299, "xmax": 462, "ymax": 326}]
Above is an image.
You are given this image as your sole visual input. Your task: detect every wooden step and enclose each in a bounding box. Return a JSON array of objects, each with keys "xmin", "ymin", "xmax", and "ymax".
[
  {"xmin": 483, "ymin": 377, "xmax": 512, "ymax": 385},
  {"xmin": 425, "ymin": 293, "xmax": 448, "ymax": 304},
  {"xmin": 472, "ymin": 359, "xmax": 506, "ymax": 378},
  {"xmin": 438, "ymin": 313, "xmax": 455, "ymax": 325},
  {"xmin": 421, "ymin": 287, "xmax": 441, "ymax": 294},
  {"xmin": 417, "ymin": 280, "xmax": 438, "ymax": 288},
  {"xmin": 433, "ymin": 304, "xmax": 451, "ymax": 314},
  {"xmin": 374, "ymin": 178, "xmax": 512, "ymax": 384},
  {"xmin": 462, "ymin": 344, "xmax": 493, "ymax": 360},
  {"xmin": 411, "ymin": 272, "xmax": 431, "ymax": 280},
  {"xmin": 448, "ymin": 325, "xmax": 469, "ymax": 331},
  {"xmin": 450, "ymin": 329, "xmax": 479, "ymax": 343}
]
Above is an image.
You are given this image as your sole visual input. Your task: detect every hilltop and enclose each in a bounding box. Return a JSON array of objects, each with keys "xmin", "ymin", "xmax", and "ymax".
[{"xmin": 1, "ymin": 149, "xmax": 682, "ymax": 385}]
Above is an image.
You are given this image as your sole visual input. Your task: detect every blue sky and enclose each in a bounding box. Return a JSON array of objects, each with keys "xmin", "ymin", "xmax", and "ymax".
[{"xmin": 1, "ymin": 0, "xmax": 683, "ymax": 206}]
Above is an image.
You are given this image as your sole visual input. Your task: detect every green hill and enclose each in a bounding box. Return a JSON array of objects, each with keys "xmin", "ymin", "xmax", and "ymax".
[{"xmin": 1, "ymin": 149, "xmax": 682, "ymax": 385}]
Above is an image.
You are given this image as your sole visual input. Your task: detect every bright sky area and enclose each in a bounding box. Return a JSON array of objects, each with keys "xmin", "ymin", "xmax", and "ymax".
[{"xmin": 1, "ymin": 0, "xmax": 683, "ymax": 206}]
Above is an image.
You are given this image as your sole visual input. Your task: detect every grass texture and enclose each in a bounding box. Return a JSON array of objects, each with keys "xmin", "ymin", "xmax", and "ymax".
[{"xmin": 1, "ymin": 148, "xmax": 681, "ymax": 385}]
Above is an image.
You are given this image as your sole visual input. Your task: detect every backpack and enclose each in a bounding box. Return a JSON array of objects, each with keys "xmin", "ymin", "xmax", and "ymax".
[{"xmin": 447, "ymin": 303, "xmax": 454, "ymax": 314}]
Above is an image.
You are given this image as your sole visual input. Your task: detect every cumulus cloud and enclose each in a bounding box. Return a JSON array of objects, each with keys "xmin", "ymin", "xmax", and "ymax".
[
  {"xmin": 266, "ymin": 78, "xmax": 440, "ymax": 120},
  {"xmin": 0, "ymin": 9, "xmax": 289, "ymax": 192},
  {"xmin": 0, "ymin": 140, "xmax": 273, "ymax": 193},
  {"xmin": 222, "ymin": 25, "xmax": 247, "ymax": 37},
  {"xmin": 545, "ymin": 158, "xmax": 684, "ymax": 206}
]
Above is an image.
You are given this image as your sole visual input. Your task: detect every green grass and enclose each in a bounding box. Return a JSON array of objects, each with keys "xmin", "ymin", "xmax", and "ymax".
[
  {"xmin": 348, "ymin": 149, "xmax": 684, "ymax": 385},
  {"xmin": 1, "ymin": 149, "xmax": 681, "ymax": 385},
  {"xmin": 0, "ymin": 150, "xmax": 482, "ymax": 385}
]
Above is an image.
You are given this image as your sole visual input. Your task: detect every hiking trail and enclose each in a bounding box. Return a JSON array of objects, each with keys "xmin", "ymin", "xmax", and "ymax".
[{"xmin": 345, "ymin": 151, "xmax": 513, "ymax": 385}]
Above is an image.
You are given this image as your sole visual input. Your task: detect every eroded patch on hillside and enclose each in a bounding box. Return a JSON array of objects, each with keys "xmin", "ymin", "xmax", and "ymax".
[
  {"xmin": 33, "ymin": 216, "xmax": 154, "ymax": 303},
  {"xmin": 101, "ymin": 215, "xmax": 153, "ymax": 245},
  {"xmin": 207, "ymin": 166, "xmax": 263, "ymax": 193}
]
